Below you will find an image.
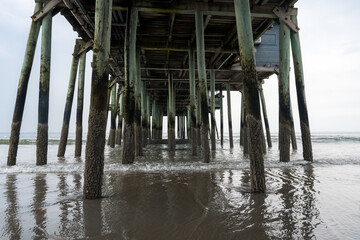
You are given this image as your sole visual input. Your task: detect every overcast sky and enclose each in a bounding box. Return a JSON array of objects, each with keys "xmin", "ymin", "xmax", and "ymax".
[{"xmin": 0, "ymin": 0, "xmax": 359, "ymax": 137}]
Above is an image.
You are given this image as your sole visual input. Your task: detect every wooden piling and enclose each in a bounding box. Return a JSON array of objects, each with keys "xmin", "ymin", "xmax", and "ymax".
[
  {"xmin": 109, "ymin": 84, "xmax": 117, "ymax": 148},
  {"xmin": 220, "ymin": 85, "xmax": 224, "ymax": 146},
  {"xmin": 122, "ymin": 7, "xmax": 137, "ymax": 164},
  {"xmin": 259, "ymin": 85, "xmax": 272, "ymax": 148},
  {"xmin": 290, "ymin": 15, "xmax": 313, "ymax": 161},
  {"xmin": 188, "ymin": 47, "xmax": 197, "ymax": 155},
  {"xmin": 234, "ymin": 0, "xmax": 265, "ymax": 192},
  {"xmin": 7, "ymin": 3, "xmax": 42, "ymax": 166},
  {"xmin": 289, "ymin": 99, "xmax": 297, "ymax": 150},
  {"xmin": 195, "ymin": 10, "xmax": 210, "ymax": 163},
  {"xmin": 278, "ymin": 19, "xmax": 291, "ymax": 162},
  {"xmin": 146, "ymin": 94, "xmax": 151, "ymax": 141},
  {"xmin": 197, "ymin": 89, "xmax": 201, "ymax": 146},
  {"xmin": 240, "ymin": 93, "xmax": 245, "ymax": 146},
  {"xmin": 36, "ymin": 7, "xmax": 52, "ymax": 166},
  {"xmin": 226, "ymin": 83, "xmax": 234, "ymax": 148},
  {"xmin": 187, "ymin": 107, "xmax": 191, "ymax": 139},
  {"xmin": 152, "ymin": 100, "xmax": 157, "ymax": 139},
  {"xmin": 210, "ymin": 70, "xmax": 216, "ymax": 151},
  {"xmin": 135, "ymin": 49, "xmax": 143, "ymax": 156},
  {"xmin": 168, "ymin": 73, "xmax": 176, "ymax": 151},
  {"xmin": 141, "ymin": 82, "xmax": 148, "ymax": 146},
  {"xmin": 115, "ymin": 93, "xmax": 124, "ymax": 145},
  {"xmin": 75, "ymin": 51, "xmax": 86, "ymax": 157},
  {"xmin": 83, "ymin": 0, "xmax": 112, "ymax": 199},
  {"xmin": 58, "ymin": 40, "xmax": 81, "ymax": 157}
]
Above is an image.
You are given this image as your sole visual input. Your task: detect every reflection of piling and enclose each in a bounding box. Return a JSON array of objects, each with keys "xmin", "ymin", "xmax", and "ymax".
[
  {"xmin": 58, "ymin": 40, "xmax": 81, "ymax": 157},
  {"xmin": 7, "ymin": 3, "xmax": 42, "ymax": 166},
  {"xmin": 36, "ymin": 8, "xmax": 52, "ymax": 166}
]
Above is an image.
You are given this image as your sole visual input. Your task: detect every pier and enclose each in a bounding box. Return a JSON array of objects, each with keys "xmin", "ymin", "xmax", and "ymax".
[{"xmin": 7, "ymin": 0, "xmax": 313, "ymax": 199}]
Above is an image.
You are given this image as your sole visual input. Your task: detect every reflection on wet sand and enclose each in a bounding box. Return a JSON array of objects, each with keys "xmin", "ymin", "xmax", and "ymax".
[
  {"xmin": 32, "ymin": 174, "xmax": 47, "ymax": 240},
  {"xmin": 5, "ymin": 175, "xmax": 22, "ymax": 240},
  {"xmin": 0, "ymin": 165, "xmax": 359, "ymax": 239}
]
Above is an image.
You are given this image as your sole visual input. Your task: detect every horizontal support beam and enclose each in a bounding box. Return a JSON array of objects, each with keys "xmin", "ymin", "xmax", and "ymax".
[
  {"xmin": 273, "ymin": 7, "xmax": 299, "ymax": 32},
  {"xmin": 113, "ymin": 2, "xmax": 282, "ymax": 18},
  {"xmin": 139, "ymin": 66, "xmax": 276, "ymax": 73},
  {"xmin": 32, "ymin": 0, "xmax": 62, "ymax": 22}
]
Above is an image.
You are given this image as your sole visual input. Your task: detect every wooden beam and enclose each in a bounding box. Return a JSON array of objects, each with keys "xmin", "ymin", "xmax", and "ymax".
[
  {"xmin": 75, "ymin": 51, "xmax": 86, "ymax": 157},
  {"xmin": 273, "ymin": 7, "xmax": 299, "ymax": 32},
  {"xmin": 58, "ymin": 40, "xmax": 81, "ymax": 157},
  {"xmin": 113, "ymin": 2, "xmax": 278, "ymax": 18},
  {"xmin": 234, "ymin": 0, "xmax": 265, "ymax": 192},
  {"xmin": 195, "ymin": 10, "xmax": 210, "ymax": 163},
  {"xmin": 36, "ymin": 6, "xmax": 52, "ymax": 166},
  {"xmin": 278, "ymin": 19, "xmax": 291, "ymax": 163},
  {"xmin": 32, "ymin": 0, "xmax": 61, "ymax": 22},
  {"xmin": 83, "ymin": 0, "xmax": 112, "ymax": 199},
  {"xmin": 8, "ymin": 3, "xmax": 43, "ymax": 166},
  {"xmin": 290, "ymin": 15, "xmax": 313, "ymax": 161}
]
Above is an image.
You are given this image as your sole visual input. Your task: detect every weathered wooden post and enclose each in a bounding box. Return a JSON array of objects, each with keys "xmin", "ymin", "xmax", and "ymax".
[
  {"xmin": 220, "ymin": 85, "xmax": 224, "ymax": 146},
  {"xmin": 290, "ymin": 15, "xmax": 313, "ymax": 161},
  {"xmin": 122, "ymin": 7, "xmax": 137, "ymax": 164},
  {"xmin": 75, "ymin": 51, "xmax": 86, "ymax": 157},
  {"xmin": 240, "ymin": 93, "xmax": 245, "ymax": 146},
  {"xmin": 278, "ymin": 19, "xmax": 291, "ymax": 162},
  {"xmin": 187, "ymin": 107, "xmax": 191, "ymax": 139},
  {"xmin": 168, "ymin": 73, "xmax": 176, "ymax": 151},
  {"xmin": 259, "ymin": 85, "xmax": 272, "ymax": 148},
  {"xmin": 115, "ymin": 93, "xmax": 124, "ymax": 145},
  {"xmin": 196, "ymin": 89, "xmax": 202, "ymax": 146},
  {"xmin": 7, "ymin": 3, "xmax": 42, "ymax": 166},
  {"xmin": 58, "ymin": 40, "xmax": 81, "ymax": 157},
  {"xmin": 234, "ymin": 0, "xmax": 265, "ymax": 192},
  {"xmin": 195, "ymin": 10, "xmax": 210, "ymax": 163},
  {"xmin": 226, "ymin": 83, "xmax": 234, "ymax": 148},
  {"xmin": 135, "ymin": 49, "xmax": 143, "ymax": 156},
  {"xmin": 289, "ymin": 99, "xmax": 297, "ymax": 150},
  {"xmin": 146, "ymin": 94, "xmax": 151, "ymax": 141},
  {"xmin": 141, "ymin": 82, "xmax": 148, "ymax": 146},
  {"xmin": 188, "ymin": 47, "xmax": 197, "ymax": 154},
  {"xmin": 152, "ymin": 99, "xmax": 157, "ymax": 139},
  {"xmin": 159, "ymin": 108, "xmax": 163, "ymax": 140},
  {"xmin": 108, "ymin": 84, "xmax": 118, "ymax": 148},
  {"xmin": 210, "ymin": 70, "xmax": 216, "ymax": 150},
  {"xmin": 83, "ymin": 0, "xmax": 112, "ymax": 199},
  {"xmin": 36, "ymin": 6, "xmax": 53, "ymax": 166}
]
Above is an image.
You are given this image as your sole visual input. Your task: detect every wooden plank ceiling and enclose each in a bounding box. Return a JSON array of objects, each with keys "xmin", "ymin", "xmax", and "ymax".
[{"xmin": 56, "ymin": 0, "xmax": 298, "ymax": 112}]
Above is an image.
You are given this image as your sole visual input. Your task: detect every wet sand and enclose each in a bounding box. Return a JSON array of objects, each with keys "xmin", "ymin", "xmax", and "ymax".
[{"xmin": 1, "ymin": 164, "xmax": 360, "ymax": 239}]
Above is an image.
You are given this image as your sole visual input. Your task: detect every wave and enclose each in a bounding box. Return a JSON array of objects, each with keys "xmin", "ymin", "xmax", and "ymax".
[
  {"xmin": 0, "ymin": 139, "xmax": 79, "ymax": 145},
  {"xmin": 1, "ymin": 158, "xmax": 360, "ymax": 174}
]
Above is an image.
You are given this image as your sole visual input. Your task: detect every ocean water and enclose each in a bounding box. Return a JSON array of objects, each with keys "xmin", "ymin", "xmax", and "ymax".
[{"xmin": 0, "ymin": 132, "xmax": 359, "ymax": 239}]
